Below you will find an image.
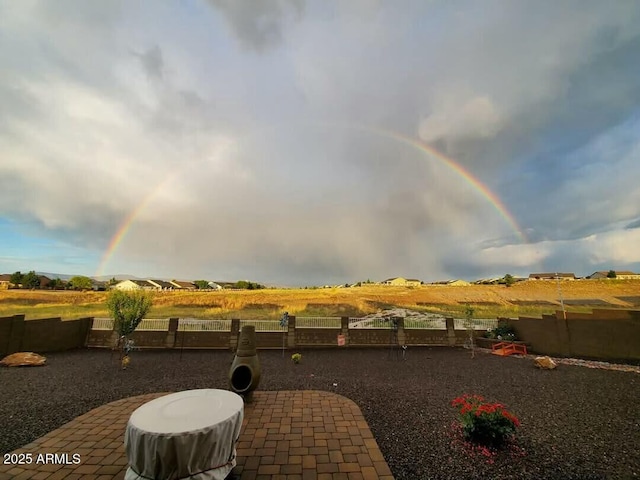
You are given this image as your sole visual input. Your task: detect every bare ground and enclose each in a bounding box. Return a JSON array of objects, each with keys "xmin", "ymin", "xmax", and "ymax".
[{"xmin": 1, "ymin": 347, "xmax": 639, "ymax": 479}]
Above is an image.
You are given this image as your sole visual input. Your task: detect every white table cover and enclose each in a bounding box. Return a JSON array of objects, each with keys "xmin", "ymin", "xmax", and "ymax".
[{"xmin": 124, "ymin": 389, "xmax": 244, "ymax": 480}]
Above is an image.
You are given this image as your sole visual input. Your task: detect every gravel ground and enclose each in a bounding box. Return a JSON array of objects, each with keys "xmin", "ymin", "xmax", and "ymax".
[{"xmin": 1, "ymin": 347, "xmax": 639, "ymax": 480}]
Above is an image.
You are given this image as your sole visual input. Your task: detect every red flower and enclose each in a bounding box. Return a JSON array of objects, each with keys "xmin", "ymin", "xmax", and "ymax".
[{"xmin": 501, "ymin": 411, "xmax": 520, "ymax": 427}]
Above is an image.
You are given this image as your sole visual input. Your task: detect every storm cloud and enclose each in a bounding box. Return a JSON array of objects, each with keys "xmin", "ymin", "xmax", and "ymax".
[{"xmin": 1, "ymin": 0, "xmax": 639, "ymax": 284}]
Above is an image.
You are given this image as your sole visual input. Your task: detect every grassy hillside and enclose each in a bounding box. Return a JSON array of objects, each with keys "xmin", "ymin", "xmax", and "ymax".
[{"xmin": 0, "ymin": 279, "xmax": 638, "ymax": 320}]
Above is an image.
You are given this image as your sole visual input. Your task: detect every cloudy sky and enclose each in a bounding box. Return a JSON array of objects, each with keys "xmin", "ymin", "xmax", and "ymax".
[{"xmin": 1, "ymin": 0, "xmax": 640, "ymax": 285}]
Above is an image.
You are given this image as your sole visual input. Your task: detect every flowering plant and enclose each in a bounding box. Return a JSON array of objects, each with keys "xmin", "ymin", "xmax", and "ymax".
[{"xmin": 451, "ymin": 394, "xmax": 520, "ymax": 446}]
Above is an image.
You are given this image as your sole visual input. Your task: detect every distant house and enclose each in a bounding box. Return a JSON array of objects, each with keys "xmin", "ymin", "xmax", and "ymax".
[
  {"xmin": 381, "ymin": 277, "xmax": 423, "ymax": 287},
  {"xmin": 170, "ymin": 280, "xmax": 197, "ymax": 290},
  {"xmin": 588, "ymin": 271, "xmax": 640, "ymax": 280},
  {"xmin": 446, "ymin": 279, "xmax": 470, "ymax": 286},
  {"xmin": 208, "ymin": 281, "xmax": 223, "ymax": 290},
  {"xmin": 147, "ymin": 280, "xmax": 175, "ymax": 290},
  {"xmin": 0, "ymin": 274, "xmax": 11, "ymax": 289},
  {"xmin": 473, "ymin": 277, "xmax": 502, "ymax": 285},
  {"xmin": 38, "ymin": 276, "xmax": 51, "ymax": 289},
  {"xmin": 528, "ymin": 273, "xmax": 576, "ymax": 280},
  {"xmin": 113, "ymin": 279, "xmax": 157, "ymax": 291}
]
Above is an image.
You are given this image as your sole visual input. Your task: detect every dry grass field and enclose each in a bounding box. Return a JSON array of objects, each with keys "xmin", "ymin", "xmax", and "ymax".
[{"xmin": 1, "ymin": 279, "xmax": 639, "ymax": 320}]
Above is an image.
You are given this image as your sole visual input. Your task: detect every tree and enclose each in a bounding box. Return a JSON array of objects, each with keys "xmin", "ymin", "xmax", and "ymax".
[
  {"xmin": 194, "ymin": 280, "xmax": 210, "ymax": 289},
  {"xmin": 106, "ymin": 290, "xmax": 153, "ymax": 369},
  {"xmin": 48, "ymin": 278, "xmax": 64, "ymax": 290},
  {"xmin": 464, "ymin": 304, "xmax": 476, "ymax": 358},
  {"xmin": 503, "ymin": 274, "xmax": 515, "ymax": 287},
  {"xmin": 607, "ymin": 270, "xmax": 617, "ymax": 278},
  {"xmin": 23, "ymin": 271, "xmax": 40, "ymax": 289},
  {"xmin": 233, "ymin": 280, "xmax": 265, "ymax": 290},
  {"xmin": 69, "ymin": 275, "xmax": 93, "ymax": 290},
  {"xmin": 106, "ymin": 290, "xmax": 154, "ymax": 337},
  {"xmin": 107, "ymin": 277, "xmax": 119, "ymax": 287},
  {"xmin": 10, "ymin": 271, "xmax": 23, "ymax": 288}
]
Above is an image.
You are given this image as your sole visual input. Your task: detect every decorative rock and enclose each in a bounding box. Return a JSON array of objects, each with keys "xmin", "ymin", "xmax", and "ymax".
[
  {"xmin": 534, "ymin": 356, "xmax": 557, "ymax": 370},
  {"xmin": 0, "ymin": 352, "xmax": 47, "ymax": 367}
]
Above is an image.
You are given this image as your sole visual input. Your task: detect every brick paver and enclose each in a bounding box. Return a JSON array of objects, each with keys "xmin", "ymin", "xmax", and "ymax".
[{"xmin": 0, "ymin": 391, "xmax": 393, "ymax": 479}]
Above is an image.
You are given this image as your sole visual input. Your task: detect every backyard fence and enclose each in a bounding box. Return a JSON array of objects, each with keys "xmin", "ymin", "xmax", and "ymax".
[
  {"xmin": 4, "ymin": 310, "xmax": 637, "ymax": 362},
  {"xmin": 177, "ymin": 319, "xmax": 231, "ymax": 332},
  {"xmin": 296, "ymin": 317, "xmax": 341, "ymax": 328},
  {"xmin": 453, "ymin": 318, "xmax": 499, "ymax": 330}
]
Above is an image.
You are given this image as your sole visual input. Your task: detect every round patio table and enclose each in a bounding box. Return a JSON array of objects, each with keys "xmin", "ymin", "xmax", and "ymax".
[{"xmin": 124, "ymin": 389, "xmax": 244, "ymax": 480}]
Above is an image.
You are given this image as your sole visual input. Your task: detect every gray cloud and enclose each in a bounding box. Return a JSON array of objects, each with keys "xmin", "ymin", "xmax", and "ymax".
[
  {"xmin": 207, "ymin": 0, "xmax": 304, "ymax": 52},
  {"xmin": 134, "ymin": 45, "xmax": 164, "ymax": 80},
  {"xmin": 1, "ymin": 1, "xmax": 639, "ymax": 283}
]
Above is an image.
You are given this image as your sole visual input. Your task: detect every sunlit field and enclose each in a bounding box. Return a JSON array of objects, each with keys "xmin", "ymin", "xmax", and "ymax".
[{"xmin": 1, "ymin": 280, "xmax": 639, "ymax": 320}]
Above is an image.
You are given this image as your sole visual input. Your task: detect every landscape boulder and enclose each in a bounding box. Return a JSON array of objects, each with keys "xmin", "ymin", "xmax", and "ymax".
[
  {"xmin": 534, "ymin": 356, "xmax": 557, "ymax": 370},
  {"xmin": 0, "ymin": 352, "xmax": 47, "ymax": 367}
]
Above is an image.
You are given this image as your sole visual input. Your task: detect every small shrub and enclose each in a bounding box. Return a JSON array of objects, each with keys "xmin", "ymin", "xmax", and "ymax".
[
  {"xmin": 485, "ymin": 324, "xmax": 518, "ymax": 341},
  {"xmin": 451, "ymin": 394, "xmax": 520, "ymax": 447},
  {"xmin": 291, "ymin": 353, "xmax": 302, "ymax": 364}
]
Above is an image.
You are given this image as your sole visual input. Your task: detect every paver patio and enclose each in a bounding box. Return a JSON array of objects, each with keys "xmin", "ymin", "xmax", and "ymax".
[{"xmin": 0, "ymin": 390, "xmax": 393, "ymax": 480}]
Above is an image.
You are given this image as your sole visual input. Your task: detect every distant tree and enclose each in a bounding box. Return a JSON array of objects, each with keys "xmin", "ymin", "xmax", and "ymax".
[
  {"xmin": 503, "ymin": 274, "xmax": 515, "ymax": 287},
  {"xmin": 23, "ymin": 271, "xmax": 40, "ymax": 289},
  {"xmin": 234, "ymin": 280, "xmax": 265, "ymax": 290},
  {"xmin": 10, "ymin": 271, "xmax": 24, "ymax": 287},
  {"xmin": 194, "ymin": 280, "xmax": 210, "ymax": 289},
  {"xmin": 69, "ymin": 275, "xmax": 93, "ymax": 290},
  {"xmin": 49, "ymin": 278, "xmax": 64, "ymax": 290},
  {"xmin": 607, "ymin": 270, "xmax": 617, "ymax": 278},
  {"xmin": 107, "ymin": 277, "xmax": 119, "ymax": 287}
]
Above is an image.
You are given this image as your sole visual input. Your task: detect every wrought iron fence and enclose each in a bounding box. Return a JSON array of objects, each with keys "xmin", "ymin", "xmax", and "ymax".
[
  {"xmin": 92, "ymin": 317, "xmax": 114, "ymax": 330},
  {"xmin": 453, "ymin": 318, "xmax": 498, "ymax": 330},
  {"xmin": 296, "ymin": 317, "xmax": 341, "ymax": 328},
  {"xmin": 348, "ymin": 317, "xmax": 394, "ymax": 329},
  {"xmin": 404, "ymin": 318, "xmax": 447, "ymax": 329},
  {"xmin": 178, "ymin": 319, "xmax": 232, "ymax": 332},
  {"xmin": 136, "ymin": 318, "xmax": 171, "ymax": 331},
  {"xmin": 240, "ymin": 319, "xmax": 287, "ymax": 332}
]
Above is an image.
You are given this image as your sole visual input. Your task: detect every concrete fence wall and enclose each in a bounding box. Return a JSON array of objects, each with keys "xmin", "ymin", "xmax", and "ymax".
[
  {"xmin": 504, "ymin": 309, "xmax": 640, "ymax": 362},
  {"xmin": 85, "ymin": 316, "xmax": 462, "ymax": 350},
  {"xmin": 2, "ymin": 315, "xmax": 465, "ymax": 353},
  {"xmin": 0, "ymin": 315, "xmax": 92, "ymax": 355},
  {"xmin": 3, "ymin": 309, "xmax": 639, "ymax": 362}
]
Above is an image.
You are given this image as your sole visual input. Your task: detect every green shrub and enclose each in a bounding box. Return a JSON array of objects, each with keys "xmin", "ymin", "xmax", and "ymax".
[
  {"xmin": 451, "ymin": 394, "xmax": 520, "ymax": 446},
  {"xmin": 485, "ymin": 324, "xmax": 518, "ymax": 341}
]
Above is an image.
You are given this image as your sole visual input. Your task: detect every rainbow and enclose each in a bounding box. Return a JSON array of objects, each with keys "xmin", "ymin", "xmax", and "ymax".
[
  {"xmin": 95, "ymin": 123, "xmax": 527, "ymax": 276},
  {"xmin": 343, "ymin": 124, "xmax": 527, "ymax": 243},
  {"xmin": 95, "ymin": 172, "xmax": 181, "ymax": 277}
]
